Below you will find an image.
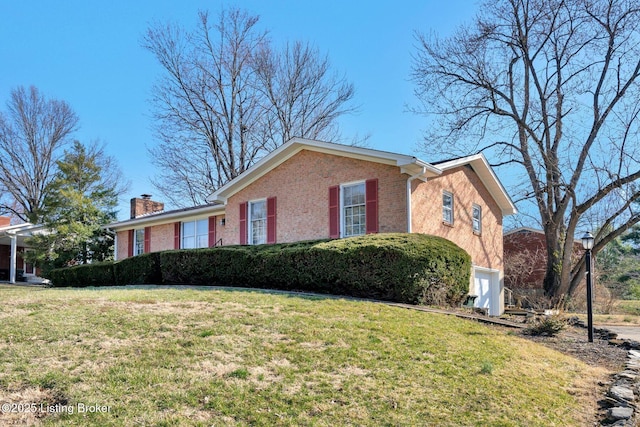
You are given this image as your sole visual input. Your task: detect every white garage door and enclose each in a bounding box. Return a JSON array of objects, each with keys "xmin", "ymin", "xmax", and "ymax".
[{"xmin": 474, "ymin": 269, "xmax": 500, "ymax": 316}]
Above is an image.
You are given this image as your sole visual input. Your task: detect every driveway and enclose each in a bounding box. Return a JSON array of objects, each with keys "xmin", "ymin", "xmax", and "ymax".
[{"xmin": 602, "ymin": 325, "xmax": 640, "ymax": 342}]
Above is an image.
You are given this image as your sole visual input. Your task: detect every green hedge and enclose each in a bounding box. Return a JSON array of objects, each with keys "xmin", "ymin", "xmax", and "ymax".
[
  {"xmin": 157, "ymin": 233, "xmax": 471, "ymax": 305},
  {"xmin": 48, "ymin": 262, "xmax": 115, "ymax": 288},
  {"xmin": 47, "ymin": 233, "xmax": 472, "ymax": 306},
  {"xmin": 113, "ymin": 252, "xmax": 161, "ymax": 286}
]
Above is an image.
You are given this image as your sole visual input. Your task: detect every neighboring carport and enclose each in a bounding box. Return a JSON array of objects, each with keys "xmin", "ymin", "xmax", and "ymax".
[{"xmin": 0, "ymin": 221, "xmax": 45, "ymax": 284}]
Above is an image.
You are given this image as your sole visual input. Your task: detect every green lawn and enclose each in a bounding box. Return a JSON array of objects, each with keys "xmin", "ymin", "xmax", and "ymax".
[{"xmin": 0, "ymin": 285, "xmax": 605, "ymax": 426}]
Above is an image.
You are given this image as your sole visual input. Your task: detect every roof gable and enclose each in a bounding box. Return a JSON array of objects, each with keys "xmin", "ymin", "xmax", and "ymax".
[
  {"xmin": 209, "ymin": 138, "xmax": 442, "ymax": 203},
  {"xmin": 209, "ymin": 138, "xmax": 516, "ymax": 216},
  {"xmin": 435, "ymin": 154, "xmax": 517, "ymax": 216}
]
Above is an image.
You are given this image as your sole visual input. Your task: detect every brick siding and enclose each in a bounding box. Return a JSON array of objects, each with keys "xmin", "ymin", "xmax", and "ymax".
[
  {"xmin": 412, "ymin": 166, "xmax": 504, "ymax": 271},
  {"xmin": 222, "ymin": 149, "xmax": 408, "ymax": 245}
]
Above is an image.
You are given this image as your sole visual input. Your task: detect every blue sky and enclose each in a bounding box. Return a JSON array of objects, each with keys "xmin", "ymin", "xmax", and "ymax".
[{"xmin": 0, "ymin": 0, "xmax": 480, "ymax": 220}]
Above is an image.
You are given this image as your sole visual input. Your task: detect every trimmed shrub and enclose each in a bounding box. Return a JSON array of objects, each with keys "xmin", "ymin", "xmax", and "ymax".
[
  {"xmin": 159, "ymin": 233, "xmax": 471, "ymax": 306},
  {"xmin": 160, "ymin": 247, "xmax": 255, "ymax": 286},
  {"xmin": 114, "ymin": 252, "xmax": 162, "ymax": 285},
  {"xmin": 306, "ymin": 234, "xmax": 471, "ymax": 305},
  {"xmin": 47, "ymin": 233, "xmax": 472, "ymax": 307},
  {"xmin": 48, "ymin": 262, "xmax": 115, "ymax": 288}
]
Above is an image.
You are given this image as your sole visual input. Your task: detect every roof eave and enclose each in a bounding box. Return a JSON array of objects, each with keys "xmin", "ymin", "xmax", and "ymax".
[
  {"xmin": 209, "ymin": 137, "xmax": 440, "ymax": 203},
  {"xmin": 437, "ymin": 153, "xmax": 517, "ymax": 216},
  {"xmin": 106, "ymin": 205, "xmax": 225, "ymax": 231}
]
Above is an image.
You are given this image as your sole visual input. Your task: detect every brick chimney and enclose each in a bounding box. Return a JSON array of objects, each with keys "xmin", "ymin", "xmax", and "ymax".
[
  {"xmin": 130, "ymin": 194, "xmax": 164, "ymax": 219},
  {"xmin": 0, "ymin": 216, "xmax": 11, "ymax": 227}
]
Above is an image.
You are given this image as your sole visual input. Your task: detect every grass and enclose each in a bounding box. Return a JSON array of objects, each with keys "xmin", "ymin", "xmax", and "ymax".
[
  {"xmin": 0, "ymin": 285, "xmax": 608, "ymax": 426},
  {"xmin": 570, "ymin": 299, "xmax": 640, "ymax": 325}
]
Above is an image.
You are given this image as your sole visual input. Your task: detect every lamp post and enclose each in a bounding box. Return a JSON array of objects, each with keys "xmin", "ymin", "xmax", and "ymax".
[{"xmin": 581, "ymin": 231, "xmax": 595, "ymax": 343}]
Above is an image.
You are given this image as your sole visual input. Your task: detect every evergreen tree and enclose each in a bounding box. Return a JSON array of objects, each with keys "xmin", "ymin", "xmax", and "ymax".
[{"xmin": 26, "ymin": 141, "xmax": 122, "ymax": 273}]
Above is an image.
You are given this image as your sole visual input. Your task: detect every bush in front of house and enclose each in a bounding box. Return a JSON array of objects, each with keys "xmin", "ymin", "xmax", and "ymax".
[
  {"xmin": 158, "ymin": 233, "xmax": 471, "ymax": 306},
  {"xmin": 159, "ymin": 247, "xmax": 255, "ymax": 286},
  {"xmin": 48, "ymin": 233, "xmax": 471, "ymax": 307},
  {"xmin": 48, "ymin": 262, "xmax": 115, "ymax": 288},
  {"xmin": 305, "ymin": 233, "xmax": 471, "ymax": 305},
  {"xmin": 113, "ymin": 252, "xmax": 162, "ymax": 285}
]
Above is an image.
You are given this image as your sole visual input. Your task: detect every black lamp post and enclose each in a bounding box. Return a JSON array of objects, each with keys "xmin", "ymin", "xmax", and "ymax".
[{"xmin": 581, "ymin": 231, "xmax": 595, "ymax": 343}]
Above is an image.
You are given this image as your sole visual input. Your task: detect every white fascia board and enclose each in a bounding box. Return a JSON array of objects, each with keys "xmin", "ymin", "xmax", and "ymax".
[
  {"xmin": 0, "ymin": 222, "xmax": 46, "ymax": 236},
  {"xmin": 437, "ymin": 153, "xmax": 517, "ymax": 216},
  {"xmin": 106, "ymin": 205, "xmax": 225, "ymax": 231}
]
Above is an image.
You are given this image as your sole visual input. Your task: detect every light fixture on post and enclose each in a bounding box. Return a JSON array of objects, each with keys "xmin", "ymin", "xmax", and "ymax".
[{"xmin": 581, "ymin": 231, "xmax": 595, "ymax": 343}]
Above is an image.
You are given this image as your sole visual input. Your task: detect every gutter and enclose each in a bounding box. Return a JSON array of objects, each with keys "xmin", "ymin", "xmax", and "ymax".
[{"xmin": 406, "ymin": 167, "xmax": 427, "ymax": 233}]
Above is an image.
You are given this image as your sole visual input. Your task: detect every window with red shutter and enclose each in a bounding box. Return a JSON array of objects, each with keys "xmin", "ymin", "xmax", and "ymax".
[
  {"xmin": 128, "ymin": 230, "xmax": 134, "ymax": 257},
  {"xmin": 144, "ymin": 226, "xmax": 151, "ymax": 253},
  {"xmin": 208, "ymin": 216, "xmax": 217, "ymax": 247},
  {"xmin": 174, "ymin": 222, "xmax": 180, "ymax": 249},
  {"xmin": 329, "ymin": 186, "xmax": 340, "ymax": 238},
  {"xmin": 267, "ymin": 197, "xmax": 277, "ymax": 244},
  {"xmin": 239, "ymin": 202, "xmax": 248, "ymax": 245},
  {"xmin": 365, "ymin": 179, "xmax": 379, "ymax": 234}
]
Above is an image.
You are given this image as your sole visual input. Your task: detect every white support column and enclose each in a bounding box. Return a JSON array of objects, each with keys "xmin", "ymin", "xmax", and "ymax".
[{"xmin": 9, "ymin": 233, "xmax": 17, "ymax": 284}]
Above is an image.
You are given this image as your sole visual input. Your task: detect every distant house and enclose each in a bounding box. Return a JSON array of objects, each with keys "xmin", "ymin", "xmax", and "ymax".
[
  {"xmin": 503, "ymin": 227, "xmax": 586, "ymax": 302},
  {"xmin": 504, "ymin": 227, "xmax": 548, "ymax": 293},
  {"xmin": 107, "ymin": 138, "xmax": 517, "ymax": 315},
  {"xmin": 0, "ymin": 217, "xmax": 45, "ymax": 283}
]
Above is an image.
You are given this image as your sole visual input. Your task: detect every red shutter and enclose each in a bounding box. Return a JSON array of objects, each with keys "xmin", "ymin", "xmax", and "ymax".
[
  {"xmin": 267, "ymin": 197, "xmax": 277, "ymax": 244},
  {"xmin": 144, "ymin": 226, "xmax": 151, "ymax": 253},
  {"xmin": 239, "ymin": 202, "xmax": 248, "ymax": 245},
  {"xmin": 366, "ymin": 179, "xmax": 379, "ymax": 234},
  {"xmin": 174, "ymin": 222, "xmax": 181, "ymax": 249},
  {"xmin": 127, "ymin": 230, "xmax": 134, "ymax": 257},
  {"xmin": 329, "ymin": 186, "xmax": 340, "ymax": 239},
  {"xmin": 208, "ymin": 216, "xmax": 217, "ymax": 247}
]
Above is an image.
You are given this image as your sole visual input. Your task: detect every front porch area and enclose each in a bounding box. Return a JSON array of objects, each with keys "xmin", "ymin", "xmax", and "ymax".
[{"xmin": 0, "ymin": 218, "xmax": 45, "ymax": 284}]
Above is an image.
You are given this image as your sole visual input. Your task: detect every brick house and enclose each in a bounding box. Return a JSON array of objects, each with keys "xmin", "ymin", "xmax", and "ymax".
[
  {"xmin": 504, "ymin": 227, "xmax": 586, "ymax": 301},
  {"xmin": 107, "ymin": 138, "xmax": 516, "ymax": 315}
]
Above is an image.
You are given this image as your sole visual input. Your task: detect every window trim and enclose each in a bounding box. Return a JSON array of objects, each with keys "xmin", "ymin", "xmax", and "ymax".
[
  {"xmin": 248, "ymin": 199, "xmax": 267, "ymax": 245},
  {"xmin": 341, "ymin": 180, "xmax": 367, "ymax": 238},
  {"xmin": 181, "ymin": 218, "xmax": 209, "ymax": 249},
  {"xmin": 133, "ymin": 228, "xmax": 145, "ymax": 255},
  {"xmin": 442, "ymin": 191, "xmax": 454, "ymax": 225},
  {"xmin": 472, "ymin": 204, "xmax": 482, "ymax": 234}
]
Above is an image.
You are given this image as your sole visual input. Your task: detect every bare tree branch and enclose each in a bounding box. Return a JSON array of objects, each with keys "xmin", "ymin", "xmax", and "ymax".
[
  {"xmin": 143, "ymin": 8, "xmax": 355, "ymax": 207},
  {"xmin": 412, "ymin": 0, "xmax": 640, "ymax": 299},
  {"xmin": 0, "ymin": 86, "xmax": 79, "ymax": 222}
]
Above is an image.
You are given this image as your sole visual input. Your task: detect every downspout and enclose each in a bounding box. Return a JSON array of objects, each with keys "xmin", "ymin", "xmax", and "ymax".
[
  {"xmin": 406, "ymin": 167, "xmax": 427, "ymax": 233},
  {"xmin": 113, "ymin": 231, "xmax": 118, "ymax": 261}
]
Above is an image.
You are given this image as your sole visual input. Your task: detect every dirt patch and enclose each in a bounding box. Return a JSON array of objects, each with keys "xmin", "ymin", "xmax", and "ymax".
[{"xmin": 518, "ymin": 326, "xmax": 628, "ymax": 372}]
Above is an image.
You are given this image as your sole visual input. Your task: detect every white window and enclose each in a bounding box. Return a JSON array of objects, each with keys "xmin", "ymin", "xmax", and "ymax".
[
  {"xmin": 443, "ymin": 191, "xmax": 454, "ymax": 225},
  {"xmin": 249, "ymin": 200, "xmax": 267, "ymax": 245},
  {"xmin": 343, "ymin": 182, "xmax": 366, "ymax": 237},
  {"xmin": 472, "ymin": 204, "xmax": 482, "ymax": 233},
  {"xmin": 134, "ymin": 228, "xmax": 145, "ymax": 255},
  {"xmin": 182, "ymin": 219, "xmax": 209, "ymax": 249}
]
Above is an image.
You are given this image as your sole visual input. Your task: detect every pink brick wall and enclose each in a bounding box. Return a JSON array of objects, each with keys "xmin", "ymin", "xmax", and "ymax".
[
  {"xmin": 116, "ymin": 215, "xmax": 227, "ymax": 260},
  {"xmin": 150, "ymin": 223, "xmax": 175, "ymax": 253},
  {"xmin": 223, "ymin": 149, "xmax": 408, "ymax": 245},
  {"xmin": 411, "ymin": 167, "xmax": 504, "ymax": 270},
  {"xmin": 116, "ymin": 230, "xmax": 129, "ymax": 260}
]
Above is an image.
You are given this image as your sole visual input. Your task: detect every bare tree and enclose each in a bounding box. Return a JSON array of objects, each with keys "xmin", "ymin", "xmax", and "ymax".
[
  {"xmin": 143, "ymin": 8, "xmax": 355, "ymax": 207},
  {"xmin": 412, "ymin": 0, "xmax": 640, "ymax": 300},
  {"xmin": 0, "ymin": 86, "xmax": 79, "ymax": 222},
  {"xmin": 253, "ymin": 41, "xmax": 355, "ymax": 149}
]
